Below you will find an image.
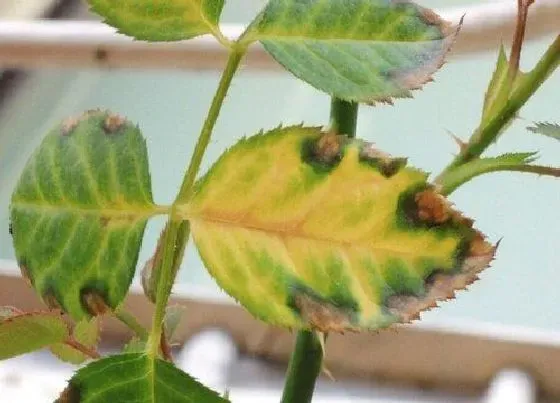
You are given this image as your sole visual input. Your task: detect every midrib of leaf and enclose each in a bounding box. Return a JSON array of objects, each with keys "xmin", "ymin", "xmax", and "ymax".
[
  {"xmin": 10, "ymin": 201, "xmax": 169, "ymax": 219},
  {"xmin": 189, "ymin": 215, "xmax": 452, "ymax": 259}
]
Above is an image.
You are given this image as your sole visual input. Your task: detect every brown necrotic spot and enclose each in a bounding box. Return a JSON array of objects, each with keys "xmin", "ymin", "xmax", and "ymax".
[
  {"xmin": 414, "ymin": 189, "xmax": 451, "ymax": 224},
  {"xmin": 294, "ymin": 293, "xmax": 356, "ymax": 333},
  {"xmin": 103, "ymin": 113, "xmax": 126, "ymax": 134},
  {"xmin": 80, "ymin": 289, "xmax": 110, "ymax": 316},
  {"xmin": 359, "ymin": 144, "xmax": 407, "ymax": 178},
  {"xmin": 61, "ymin": 117, "xmax": 80, "ymax": 136},
  {"xmin": 43, "ymin": 288, "xmax": 63, "ymax": 310},
  {"xmin": 301, "ymin": 131, "xmax": 348, "ymax": 172}
]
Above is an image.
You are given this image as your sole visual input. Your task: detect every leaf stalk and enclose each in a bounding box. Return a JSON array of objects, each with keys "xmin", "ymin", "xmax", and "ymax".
[{"xmin": 148, "ymin": 47, "xmax": 246, "ymax": 357}]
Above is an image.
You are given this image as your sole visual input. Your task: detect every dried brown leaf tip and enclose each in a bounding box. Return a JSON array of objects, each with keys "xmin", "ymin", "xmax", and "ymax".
[
  {"xmin": 360, "ymin": 143, "xmax": 407, "ymax": 177},
  {"xmin": 103, "ymin": 113, "xmax": 127, "ymax": 134}
]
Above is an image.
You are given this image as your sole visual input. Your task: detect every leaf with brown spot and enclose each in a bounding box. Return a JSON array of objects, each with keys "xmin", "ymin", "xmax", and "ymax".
[
  {"xmin": 180, "ymin": 126, "xmax": 496, "ymax": 332},
  {"xmin": 240, "ymin": 0, "xmax": 461, "ymax": 103}
]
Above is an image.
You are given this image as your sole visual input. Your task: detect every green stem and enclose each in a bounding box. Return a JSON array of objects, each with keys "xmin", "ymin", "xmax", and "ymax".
[
  {"xmin": 280, "ymin": 331, "xmax": 324, "ymax": 403},
  {"xmin": 115, "ymin": 307, "xmax": 149, "ymax": 340},
  {"xmin": 148, "ymin": 48, "xmax": 246, "ymax": 357},
  {"xmin": 329, "ymin": 98, "xmax": 358, "ymax": 136},
  {"xmin": 281, "ymin": 98, "xmax": 358, "ymax": 403},
  {"xmin": 437, "ymin": 35, "xmax": 559, "ymax": 181},
  {"xmin": 176, "ymin": 48, "xmax": 245, "ymax": 202}
]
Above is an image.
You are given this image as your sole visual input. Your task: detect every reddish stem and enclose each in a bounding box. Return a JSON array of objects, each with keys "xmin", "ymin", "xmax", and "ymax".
[
  {"xmin": 64, "ymin": 338, "xmax": 101, "ymax": 359},
  {"xmin": 508, "ymin": 0, "xmax": 535, "ymax": 82}
]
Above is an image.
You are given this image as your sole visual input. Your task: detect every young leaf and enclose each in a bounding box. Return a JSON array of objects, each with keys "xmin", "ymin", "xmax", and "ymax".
[
  {"xmin": 50, "ymin": 318, "xmax": 100, "ymax": 364},
  {"xmin": 10, "ymin": 110, "xmax": 160, "ymax": 321},
  {"xmin": 87, "ymin": 0, "xmax": 225, "ymax": 42},
  {"xmin": 164, "ymin": 305, "xmax": 187, "ymax": 343},
  {"xmin": 527, "ymin": 122, "xmax": 560, "ymax": 142},
  {"xmin": 0, "ymin": 311, "xmax": 68, "ymax": 359},
  {"xmin": 122, "ymin": 337, "xmax": 146, "ymax": 354},
  {"xmin": 57, "ymin": 353, "xmax": 229, "ymax": 402},
  {"xmin": 481, "ymin": 45, "xmax": 511, "ymax": 123},
  {"xmin": 181, "ymin": 126, "xmax": 495, "ymax": 332},
  {"xmin": 240, "ymin": 0, "xmax": 460, "ymax": 103},
  {"xmin": 437, "ymin": 152, "xmax": 538, "ymax": 195}
]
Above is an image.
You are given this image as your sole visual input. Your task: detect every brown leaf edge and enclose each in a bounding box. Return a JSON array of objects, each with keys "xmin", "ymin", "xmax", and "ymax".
[{"xmin": 366, "ymin": 10, "xmax": 465, "ymax": 105}]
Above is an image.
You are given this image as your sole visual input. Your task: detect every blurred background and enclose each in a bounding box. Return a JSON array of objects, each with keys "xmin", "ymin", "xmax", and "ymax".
[{"xmin": 0, "ymin": 0, "xmax": 559, "ymax": 402}]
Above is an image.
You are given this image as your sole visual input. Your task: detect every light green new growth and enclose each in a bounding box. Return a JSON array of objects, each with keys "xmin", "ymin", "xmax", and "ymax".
[
  {"xmin": 50, "ymin": 318, "xmax": 100, "ymax": 364},
  {"xmin": 240, "ymin": 0, "xmax": 461, "ymax": 102},
  {"xmin": 9, "ymin": 110, "xmax": 164, "ymax": 320}
]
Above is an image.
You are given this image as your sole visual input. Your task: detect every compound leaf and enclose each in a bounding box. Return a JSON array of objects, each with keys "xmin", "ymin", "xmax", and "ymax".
[
  {"xmin": 240, "ymin": 0, "xmax": 460, "ymax": 103},
  {"xmin": 0, "ymin": 311, "xmax": 68, "ymax": 359},
  {"xmin": 50, "ymin": 318, "xmax": 100, "ymax": 364},
  {"xmin": 10, "ymin": 110, "xmax": 160, "ymax": 321},
  {"xmin": 87, "ymin": 0, "xmax": 225, "ymax": 42},
  {"xmin": 528, "ymin": 122, "xmax": 560, "ymax": 142},
  {"xmin": 182, "ymin": 126, "xmax": 495, "ymax": 332},
  {"xmin": 57, "ymin": 353, "xmax": 229, "ymax": 402}
]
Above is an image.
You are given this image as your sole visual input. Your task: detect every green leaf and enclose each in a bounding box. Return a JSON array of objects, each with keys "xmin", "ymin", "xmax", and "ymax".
[
  {"xmin": 57, "ymin": 353, "xmax": 230, "ymax": 402},
  {"xmin": 240, "ymin": 0, "xmax": 460, "ymax": 103},
  {"xmin": 50, "ymin": 318, "xmax": 100, "ymax": 364},
  {"xmin": 437, "ymin": 152, "xmax": 538, "ymax": 195},
  {"xmin": 0, "ymin": 311, "xmax": 68, "ymax": 359},
  {"xmin": 87, "ymin": 0, "xmax": 225, "ymax": 42},
  {"xmin": 10, "ymin": 110, "xmax": 161, "ymax": 321},
  {"xmin": 528, "ymin": 121, "xmax": 560, "ymax": 141},
  {"xmin": 182, "ymin": 126, "xmax": 496, "ymax": 331}
]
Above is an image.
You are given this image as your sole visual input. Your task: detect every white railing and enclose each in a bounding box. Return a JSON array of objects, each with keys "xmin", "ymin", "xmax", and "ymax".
[{"xmin": 0, "ymin": 0, "xmax": 558, "ymax": 71}]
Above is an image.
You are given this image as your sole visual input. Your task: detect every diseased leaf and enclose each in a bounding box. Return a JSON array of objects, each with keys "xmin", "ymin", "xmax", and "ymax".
[
  {"xmin": 528, "ymin": 122, "xmax": 560, "ymax": 141},
  {"xmin": 50, "ymin": 318, "xmax": 100, "ymax": 364},
  {"xmin": 0, "ymin": 311, "xmax": 68, "ymax": 359},
  {"xmin": 437, "ymin": 152, "xmax": 538, "ymax": 195},
  {"xmin": 87, "ymin": 0, "xmax": 225, "ymax": 42},
  {"xmin": 240, "ymin": 0, "xmax": 460, "ymax": 103},
  {"xmin": 10, "ymin": 109, "xmax": 160, "ymax": 320},
  {"xmin": 57, "ymin": 353, "xmax": 229, "ymax": 402},
  {"xmin": 182, "ymin": 126, "xmax": 496, "ymax": 332}
]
